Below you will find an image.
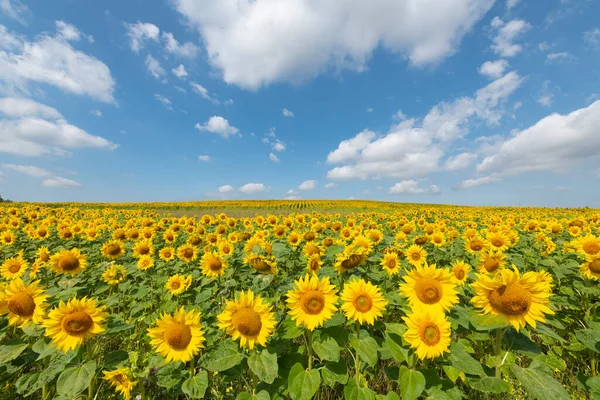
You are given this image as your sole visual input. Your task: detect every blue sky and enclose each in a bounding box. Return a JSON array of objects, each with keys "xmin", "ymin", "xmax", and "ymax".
[{"xmin": 0, "ymin": 0, "xmax": 599, "ymax": 207}]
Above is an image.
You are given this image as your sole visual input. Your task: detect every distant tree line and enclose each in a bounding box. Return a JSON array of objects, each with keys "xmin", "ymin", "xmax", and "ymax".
[{"xmin": 0, "ymin": 194, "xmax": 12, "ymax": 202}]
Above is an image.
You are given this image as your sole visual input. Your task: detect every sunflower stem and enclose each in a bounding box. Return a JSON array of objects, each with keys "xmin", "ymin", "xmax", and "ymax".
[
  {"xmin": 355, "ymin": 323, "xmax": 361, "ymax": 385},
  {"xmin": 189, "ymin": 356, "xmax": 195, "ymax": 377},
  {"xmin": 306, "ymin": 330, "xmax": 314, "ymax": 371},
  {"xmin": 494, "ymin": 327, "xmax": 505, "ymax": 378}
]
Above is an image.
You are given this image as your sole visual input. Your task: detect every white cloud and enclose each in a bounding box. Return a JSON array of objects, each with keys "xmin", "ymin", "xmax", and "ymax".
[
  {"xmin": 282, "ymin": 108, "xmax": 294, "ymax": 117},
  {"xmin": 477, "ymin": 100, "xmax": 600, "ymax": 176},
  {"xmin": 584, "ymin": 28, "xmax": 600, "ymax": 48},
  {"xmin": 195, "ymin": 116, "xmax": 239, "ymax": 139},
  {"xmin": 506, "ymin": 0, "xmax": 520, "ymax": 10},
  {"xmin": 0, "ymin": 97, "xmax": 62, "ymax": 119},
  {"xmin": 90, "ymin": 109, "xmax": 102, "ymax": 117},
  {"xmin": 366, "ymin": 108, "xmax": 373, "ymax": 113},
  {"xmin": 1, "ymin": 163, "xmax": 50, "ymax": 177},
  {"xmin": 172, "ymin": 0, "xmax": 494, "ymax": 89},
  {"xmin": 55, "ymin": 21, "xmax": 80, "ymax": 41},
  {"xmin": 162, "ymin": 32, "xmax": 199, "ymax": 58},
  {"xmin": 125, "ymin": 22, "xmax": 160, "ymax": 52},
  {"xmin": 389, "ymin": 180, "xmax": 440, "ymax": 195},
  {"xmin": 286, "ymin": 189, "xmax": 298, "ymax": 195},
  {"xmin": 224, "ymin": 98, "xmax": 234, "ymax": 105},
  {"xmin": 326, "ymin": 71, "xmax": 523, "ymax": 180},
  {"xmin": 538, "ymin": 42, "xmax": 551, "ymax": 51},
  {"xmin": 546, "ymin": 52, "xmax": 575, "ymax": 63},
  {"xmin": 217, "ymin": 184, "xmax": 234, "ymax": 193},
  {"xmin": 154, "ymin": 94, "xmax": 172, "ymax": 109},
  {"xmin": 269, "ymin": 152, "xmax": 280, "ymax": 163},
  {"xmin": 324, "ymin": 183, "xmax": 337, "ymax": 188},
  {"xmin": 198, "ymin": 155, "xmax": 210, "ymax": 161},
  {"xmin": 537, "ymin": 80, "xmax": 553, "ymax": 107},
  {"xmin": 0, "ymin": 24, "xmax": 115, "ymax": 102},
  {"xmin": 392, "ymin": 110, "xmax": 406, "ymax": 120},
  {"xmin": 272, "ymin": 140, "xmax": 286, "ymax": 152},
  {"xmin": 172, "ymin": 64, "xmax": 188, "ymax": 79},
  {"xmin": 190, "ymin": 82, "xmax": 218, "ymax": 103},
  {"xmin": 490, "ymin": 18, "xmax": 531, "ymax": 57},
  {"xmin": 454, "ymin": 176, "xmax": 502, "ymax": 189},
  {"xmin": 0, "ymin": 0, "xmax": 30, "ymax": 26},
  {"xmin": 266, "ymin": 128, "xmax": 276, "ymax": 138},
  {"xmin": 298, "ymin": 180, "xmax": 317, "ymax": 190},
  {"xmin": 444, "ymin": 152, "xmax": 476, "ymax": 170},
  {"xmin": 586, "ymin": 93, "xmax": 599, "ymax": 104},
  {"xmin": 42, "ymin": 176, "xmax": 81, "ymax": 188},
  {"xmin": 145, "ymin": 55, "xmax": 165, "ymax": 79},
  {"xmin": 238, "ymin": 183, "xmax": 270, "ymax": 193},
  {"xmin": 284, "ymin": 195, "xmax": 302, "ymax": 200},
  {"xmin": 478, "ymin": 60, "xmax": 509, "ymax": 79}
]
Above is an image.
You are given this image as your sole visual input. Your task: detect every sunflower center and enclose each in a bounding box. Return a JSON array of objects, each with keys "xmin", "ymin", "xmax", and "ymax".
[
  {"xmin": 190, "ymin": 237, "xmax": 202, "ymax": 245},
  {"xmin": 302, "ymin": 291, "xmax": 326, "ymax": 315},
  {"xmin": 305, "ymin": 232, "xmax": 316, "ymax": 241},
  {"xmin": 589, "ymin": 259, "xmax": 600, "ymax": 273},
  {"xmin": 182, "ymin": 248, "xmax": 193, "ymax": 258},
  {"xmin": 470, "ymin": 241, "xmax": 483, "ymax": 251},
  {"xmin": 164, "ymin": 323, "xmax": 192, "ymax": 350},
  {"xmin": 434, "ymin": 237, "xmax": 442, "ymax": 244},
  {"xmin": 353, "ymin": 295, "xmax": 373, "ymax": 313},
  {"xmin": 41, "ymin": 253, "xmax": 50, "ymax": 262},
  {"xmin": 309, "ymin": 259, "xmax": 320, "ymax": 271},
  {"xmin": 171, "ymin": 281, "xmax": 181, "ymax": 289},
  {"xmin": 232, "ymin": 307, "xmax": 263, "ymax": 336},
  {"xmin": 106, "ymin": 244, "xmax": 121, "ymax": 256},
  {"xmin": 59, "ymin": 255, "xmax": 80, "ymax": 271},
  {"xmin": 415, "ymin": 278, "xmax": 443, "ymax": 304},
  {"xmin": 164, "ymin": 251, "xmax": 172, "ymax": 258},
  {"xmin": 420, "ymin": 323, "xmax": 441, "ymax": 346},
  {"xmin": 341, "ymin": 254, "xmax": 363, "ymax": 270},
  {"xmin": 209, "ymin": 258, "xmax": 223, "ymax": 271},
  {"xmin": 62, "ymin": 311, "xmax": 94, "ymax": 335},
  {"xmin": 455, "ymin": 269, "xmax": 465, "ymax": 280},
  {"xmin": 484, "ymin": 258, "xmax": 500, "ymax": 273},
  {"xmin": 415, "ymin": 237, "xmax": 427, "ymax": 245},
  {"xmin": 583, "ymin": 243, "xmax": 600, "ymax": 255},
  {"xmin": 38, "ymin": 229, "xmax": 47, "ymax": 236},
  {"xmin": 63, "ymin": 231, "xmax": 73, "ymax": 238},
  {"xmin": 491, "ymin": 239, "xmax": 503, "ymax": 247},
  {"xmin": 387, "ymin": 259, "xmax": 397, "ymax": 269},
  {"xmin": 411, "ymin": 252, "xmax": 421, "ymax": 261},
  {"xmin": 138, "ymin": 244, "xmax": 150, "ymax": 255},
  {"xmin": 488, "ymin": 283, "xmax": 532, "ymax": 316},
  {"xmin": 8, "ymin": 263, "xmax": 22, "ymax": 273},
  {"xmin": 8, "ymin": 292, "xmax": 36, "ymax": 317}
]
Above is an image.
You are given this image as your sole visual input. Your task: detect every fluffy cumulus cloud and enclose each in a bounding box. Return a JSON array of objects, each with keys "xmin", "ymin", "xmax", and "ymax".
[
  {"xmin": 479, "ymin": 60, "xmax": 509, "ymax": 79},
  {"xmin": 0, "ymin": 97, "xmax": 117, "ymax": 156},
  {"xmin": 172, "ymin": 64, "xmax": 188, "ymax": 79},
  {"xmin": 476, "ymin": 100, "xmax": 600, "ymax": 176},
  {"xmin": 125, "ymin": 21, "xmax": 198, "ymax": 57},
  {"xmin": 489, "ymin": 17, "xmax": 531, "ymax": 57},
  {"xmin": 0, "ymin": 23, "xmax": 115, "ymax": 102},
  {"xmin": 389, "ymin": 180, "xmax": 440, "ymax": 195},
  {"xmin": 238, "ymin": 183, "xmax": 270, "ymax": 193},
  {"xmin": 162, "ymin": 32, "xmax": 199, "ymax": 58},
  {"xmin": 0, "ymin": 0, "xmax": 31, "ymax": 25},
  {"xmin": 269, "ymin": 152, "xmax": 280, "ymax": 163},
  {"xmin": 217, "ymin": 184, "xmax": 234, "ymax": 193},
  {"xmin": 272, "ymin": 140, "xmax": 286, "ymax": 152},
  {"xmin": 42, "ymin": 176, "xmax": 82, "ymax": 188},
  {"xmin": 172, "ymin": 0, "xmax": 494, "ymax": 89},
  {"xmin": 326, "ymin": 71, "xmax": 523, "ymax": 180},
  {"xmin": 298, "ymin": 180, "xmax": 317, "ymax": 190},
  {"xmin": 195, "ymin": 116, "xmax": 239, "ymax": 139},
  {"xmin": 454, "ymin": 176, "xmax": 501, "ymax": 190}
]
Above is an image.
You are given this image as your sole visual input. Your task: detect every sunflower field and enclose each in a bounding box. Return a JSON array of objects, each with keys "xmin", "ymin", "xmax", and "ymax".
[{"xmin": 0, "ymin": 202, "xmax": 599, "ymax": 400}]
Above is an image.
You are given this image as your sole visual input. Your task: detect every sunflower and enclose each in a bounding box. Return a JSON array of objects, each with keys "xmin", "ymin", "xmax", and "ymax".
[
  {"xmin": 478, "ymin": 251, "xmax": 506, "ymax": 275},
  {"xmin": 400, "ymin": 263, "xmax": 458, "ymax": 313},
  {"xmin": 306, "ymin": 253, "xmax": 323, "ymax": 275},
  {"xmin": 136, "ymin": 255, "xmax": 154, "ymax": 270},
  {"xmin": 166, "ymin": 274, "xmax": 192, "ymax": 295},
  {"xmin": 430, "ymin": 232, "xmax": 446, "ymax": 247},
  {"xmin": 0, "ymin": 278, "xmax": 48, "ymax": 328},
  {"xmin": 465, "ymin": 236, "xmax": 488, "ymax": 254},
  {"xmin": 287, "ymin": 231, "xmax": 301, "ymax": 247},
  {"xmin": 245, "ymin": 254, "xmax": 278, "ymax": 274},
  {"xmin": 303, "ymin": 242, "xmax": 323, "ymax": 258},
  {"xmin": 102, "ymin": 240, "xmax": 126, "ymax": 260},
  {"xmin": 340, "ymin": 279, "xmax": 387, "ymax": 325},
  {"xmin": 159, "ymin": 247, "xmax": 175, "ymax": 262},
  {"xmin": 218, "ymin": 240, "xmax": 234, "ymax": 257},
  {"xmin": 217, "ymin": 290, "xmax": 276, "ymax": 349},
  {"xmin": 381, "ymin": 252, "xmax": 401, "ymax": 276},
  {"xmin": 450, "ymin": 260, "xmax": 471, "ymax": 285},
  {"xmin": 0, "ymin": 230, "xmax": 16, "ymax": 245},
  {"xmin": 286, "ymin": 274, "xmax": 339, "ymax": 330},
  {"xmin": 103, "ymin": 367, "xmax": 136, "ymax": 400},
  {"xmin": 471, "ymin": 267, "xmax": 555, "ymax": 331},
  {"xmin": 177, "ymin": 244, "xmax": 198, "ymax": 263},
  {"xmin": 49, "ymin": 248, "xmax": 87, "ymax": 276},
  {"xmin": 405, "ymin": 244, "xmax": 427, "ymax": 267},
  {"xmin": 102, "ymin": 264, "xmax": 127, "ymax": 285},
  {"xmin": 403, "ymin": 310, "xmax": 451, "ymax": 360},
  {"xmin": 147, "ymin": 307, "xmax": 205, "ymax": 363},
  {"xmin": 334, "ymin": 246, "xmax": 368, "ymax": 274},
  {"xmin": 1, "ymin": 253, "xmax": 29, "ymax": 280},
  {"xmin": 574, "ymin": 235, "xmax": 600, "ymax": 258},
  {"xmin": 37, "ymin": 247, "xmax": 51, "ymax": 263},
  {"xmin": 579, "ymin": 256, "xmax": 600, "ymax": 280},
  {"xmin": 132, "ymin": 240, "xmax": 154, "ymax": 258},
  {"xmin": 486, "ymin": 231, "xmax": 510, "ymax": 252},
  {"xmin": 43, "ymin": 297, "xmax": 108, "ymax": 352},
  {"xmin": 200, "ymin": 251, "xmax": 228, "ymax": 278}
]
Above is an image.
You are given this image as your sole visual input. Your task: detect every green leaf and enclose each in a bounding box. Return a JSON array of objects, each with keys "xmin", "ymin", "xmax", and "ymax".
[
  {"xmin": 377, "ymin": 392, "xmax": 400, "ymax": 400},
  {"xmin": 442, "ymin": 366, "xmax": 461, "ymax": 383},
  {"xmin": 468, "ymin": 377, "xmax": 510, "ymax": 394},
  {"xmin": 248, "ymin": 350, "xmax": 278, "ymax": 384},
  {"xmin": 504, "ymin": 330, "xmax": 541, "ymax": 357},
  {"xmin": 204, "ymin": 342, "xmax": 245, "ymax": 371},
  {"xmin": 15, "ymin": 372, "xmax": 42, "ymax": 397},
  {"xmin": 156, "ymin": 362, "xmax": 185, "ymax": 389},
  {"xmin": 349, "ymin": 333, "xmax": 379, "ymax": 367},
  {"xmin": 575, "ymin": 329, "xmax": 600, "ymax": 353},
  {"xmin": 312, "ymin": 335, "xmax": 340, "ymax": 362},
  {"xmin": 385, "ymin": 333, "xmax": 408, "ymax": 363},
  {"xmin": 535, "ymin": 324, "xmax": 566, "ymax": 343},
  {"xmin": 510, "ymin": 364, "xmax": 570, "ymax": 400},
  {"xmin": 398, "ymin": 367, "xmax": 425, "ymax": 400},
  {"xmin": 448, "ymin": 342, "xmax": 485, "ymax": 377},
  {"xmin": 385, "ymin": 323, "xmax": 407, "ymax": 336},
  {"xmin": 321, "ymin": 360, "xmax": 348, "ymax": 386},
  {"xmin": 587, "ymin": 377, "xmax": 600, "ymax": 394},
  {"xmin": 326, "ymin": 244, "xmax": 345, "ymax": 257},
  {"xmin": 237, "ymin": 391, "xmax": 271, "ymax": 400},
  {"xmin": 181, "ymin": 370, "xmax": 208, "ymax": 399},
  {"xmin": 32, "ymin": 338, "xmax": 57, "ymax": 361},
  {"xmin": 271, "ymin": 242, "xmax": 291, "ymax": 258},
  {"xmin": 280, "ymin": 316, "xmax": 304, "ymax": 339},
  {"xmin": 468, "ymin": 310, "xmax": 508, "ymax": 331},
  {"xmin": 0, "ymin": 342, "xmax": 28, "ymax": 363},
  {"xmin": 344, "ymin": 378, "xmax": 376, "ymax": 400},
  {"xmin": 288, "ymin": 363, "xmax": 321, "ymax": 400},
  {"xmin": 104, "ymin": 350, "xmax": 129, "ymax": 367},
  {"xmin": 56, "ymin": 362, "xmax": 96, "ymax": 398}
]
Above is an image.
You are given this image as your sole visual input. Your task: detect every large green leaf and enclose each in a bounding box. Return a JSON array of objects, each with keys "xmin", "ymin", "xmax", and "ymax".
[
  {"xmin": 398, "ymin": 367, "xmax": 425, "ymax": 400},
  {"xmin": 344, "ymin": 378, "xmax": 376, "ymax": 400},
  {"xmin": 349, "ymin": 334, "xmax": 379, "ymax": 367},
  {"xmin": 385, "ymin": 333, "xmax": 408, "ymax": 363},
  {"xmin": 248, "ymin": 350, "xmax": 278, "ymax": 384},
  {"xmin": 321, "ymin": 360, "xmax": 348, "ymax": 386},
  {"xmin": 56, "ymin": 362, "xmax": 96, "ymax": 398},
  {"xmin": 469, "ymin": 310, "xmax": 508, "ymax": 331},
  {"xmin": 510, "ymin": 364, "xmax": 570, "ymax": 400},
  {"xmin": 203, "ymin": 342, "xmax": 245, "ymax": 371},
  {"xmin": 181, "ymin": 370, "xmax": 209, "ymax": 399},
  {"xmin": 468, "ymin": 377, "xmax": 510, "ymax": 394},
  {"xmin": 313, "ymin": 335, "xmax": 340, "ymax": 362},
  {"xmin": 0, "ymin": 342, "xmax": 28, "ymax": 363},
  {"xmin": 288, "ymin": 363, "xmax": 321, "ymax": 400},
  {"xmin": 448, "ymin": 342, "xmax": 485, "ymax": 377},
  {"xmin": 236, "ymin": 390, "xmax": 271, "ymax": 400},
  {"xmin": 575, "ymin": 329, "xmax": 600, "ymax": 353}
]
